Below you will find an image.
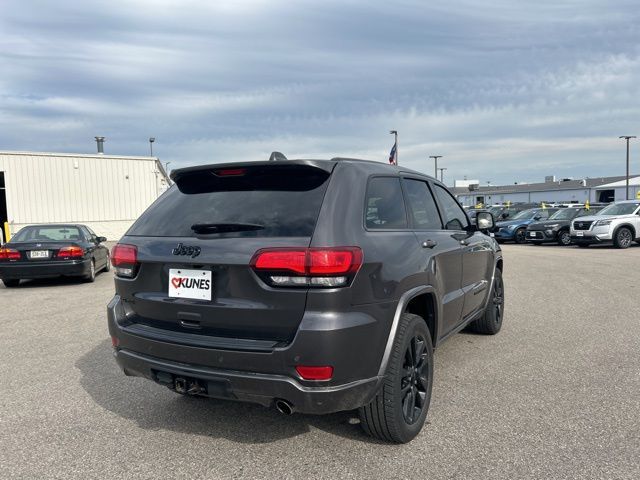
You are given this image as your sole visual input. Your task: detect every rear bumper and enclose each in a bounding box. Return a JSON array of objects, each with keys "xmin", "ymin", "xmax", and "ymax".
[
  {"xmin": 107, "ymin": 295, "xmax": 390, "ymax": 414},
  {"xmin": 0, "ymin": 259, "xmax": 90, "ymax": 279},
  {"xmin": 113, "ymin": 348, "xmax": 381, "ymax": 414}
]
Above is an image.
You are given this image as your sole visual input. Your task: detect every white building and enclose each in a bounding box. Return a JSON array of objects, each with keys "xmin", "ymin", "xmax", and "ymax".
[
  {"xmin": 452, "ymin": 175, "xmax": 640, "ymax": 207},
  {"xmin": 0, "ymin": 151, "xmax": 170, "ymax": 243}
]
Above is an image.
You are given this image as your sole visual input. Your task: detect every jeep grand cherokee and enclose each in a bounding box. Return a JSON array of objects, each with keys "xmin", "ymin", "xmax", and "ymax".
[{"xmin": 107, "ymin": 157, "xmax": 504, "ymax": 443}]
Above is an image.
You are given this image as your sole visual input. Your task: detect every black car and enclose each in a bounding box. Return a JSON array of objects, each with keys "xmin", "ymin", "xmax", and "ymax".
[
  {"xmin": 107, "ymin": 157, "xmax": 504, "ymax": 443},
  {"xmin": 526, "ymin": 207, "xmax": 602, "ymax": 246},
  {"xmin": 0, "ymin": 224, "xmax": 110, "ymax": 287}
]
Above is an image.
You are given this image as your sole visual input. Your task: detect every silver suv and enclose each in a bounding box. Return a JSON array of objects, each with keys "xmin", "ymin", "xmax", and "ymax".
[{"xmin": 570, "ymin": 200, "xmax": 640, "ymax": 248}]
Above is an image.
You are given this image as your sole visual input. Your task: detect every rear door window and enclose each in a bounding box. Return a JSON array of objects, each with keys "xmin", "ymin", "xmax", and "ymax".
[
  {"xmin": 128, "ymin": 164, "xmax": 331, "ymax": 238},
  {"xmin": 365, "ymin": 177, "xmax": 408, "ymax": 229},
  {"xmin": 433, "ymin": 185, "xmax": 469, "ymax": 230},
  {"xmin": 402, "ymin": 179, "xmax": 442, "ymax": 230}
]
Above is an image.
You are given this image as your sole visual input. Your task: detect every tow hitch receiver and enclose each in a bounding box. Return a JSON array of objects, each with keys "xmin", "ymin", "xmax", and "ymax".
[
  {"xmin": 174, "ymin": 376, "xmax": 205, "ymax": 395},
  {"xmin": 154, "ymin": 371, "xmax": 206, "ymax": 395}
]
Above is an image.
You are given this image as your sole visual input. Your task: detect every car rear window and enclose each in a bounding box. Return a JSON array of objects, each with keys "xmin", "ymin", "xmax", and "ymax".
[
  {"xmin": 127, "ymin": 164, "xmax": 332, "ymax": 238},
  {"xmin": 12, "ymin": 226, "xmax": 83, "ymax": 242}
]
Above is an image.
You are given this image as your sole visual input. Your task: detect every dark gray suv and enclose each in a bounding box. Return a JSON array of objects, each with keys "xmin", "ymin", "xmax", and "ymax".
[{"xmin": 107, "ymin": 158, "xmax": 504, "ymax": 443}]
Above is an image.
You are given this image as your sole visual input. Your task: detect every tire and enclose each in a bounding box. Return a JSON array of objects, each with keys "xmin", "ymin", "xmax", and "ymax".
[
  {"xmin": 470, "ymin": 268, "xmax": 504, "ymax": 335},
  {"xmin": 613, "ymin": 227, "xmax": 633, "ymax": 249},
  {"xmin": 103, "ymin": 253, "xmax": 111, "ymax": 273},
  {"xmin": 359, "ymin": 313, "xmax": 434, "ymax": 444},
  {"xmin": 514, "ymin": 228, "xmax": 526, "ymax": 244},
  {"xmin": 2, "ymin": 279, "xmax": 20, "ymax": 288},
  {"xmin": 557, "ymin": 230, "xmax": 572, "ymax": 246},
  {"xmin": 84, "ymin": 259, "xmax": 96, "ymax": 283}
]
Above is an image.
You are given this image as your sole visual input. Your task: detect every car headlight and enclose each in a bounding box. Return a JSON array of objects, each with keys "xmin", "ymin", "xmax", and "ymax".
[{"xmin": 595, "ymin": 219, "xmax": 612, "ymax": 226}]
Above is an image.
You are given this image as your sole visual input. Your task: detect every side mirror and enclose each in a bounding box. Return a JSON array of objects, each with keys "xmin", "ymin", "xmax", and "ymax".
[
  {"xmin": 476, "ymin": 212, "xmax": 494, "ymax": 231},
  {"xmin": 97, "ymin": 236, "xmax": 107, "ymax": 243}
]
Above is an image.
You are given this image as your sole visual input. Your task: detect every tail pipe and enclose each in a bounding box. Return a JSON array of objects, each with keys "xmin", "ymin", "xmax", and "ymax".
[{"xmin": 274, "ymin": 399, "xmax": 295, "ymax": 415}]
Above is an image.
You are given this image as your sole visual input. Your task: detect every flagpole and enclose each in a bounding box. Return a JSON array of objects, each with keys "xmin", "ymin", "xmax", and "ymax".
[{"xmin": 389, "ymin": 130, "xmax": 398, "ymax": 165}]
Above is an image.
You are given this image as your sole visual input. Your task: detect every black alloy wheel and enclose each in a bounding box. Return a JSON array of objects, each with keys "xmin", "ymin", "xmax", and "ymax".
[
  {"xmin": 514, "ymin": 228, "xmax": 526, "ymax": 244},
  {"xmin": 401, "ymin": 335, "xmax": 430, "ymax": 424}
]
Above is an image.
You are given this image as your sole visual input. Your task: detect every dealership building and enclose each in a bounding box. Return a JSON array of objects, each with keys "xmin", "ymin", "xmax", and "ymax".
[
  {"xmin": 452, "ymin": 175, "xmax": 640, "ymax": 207},
  {"xmin": 0, "ymin": 150, "xmax": 170, "ymax": 244}
]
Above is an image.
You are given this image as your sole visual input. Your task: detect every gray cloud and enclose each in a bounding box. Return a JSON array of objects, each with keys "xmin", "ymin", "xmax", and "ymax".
[{"xmin": 1, "ymin": 0, "xmax": 639, "ymax": 183}]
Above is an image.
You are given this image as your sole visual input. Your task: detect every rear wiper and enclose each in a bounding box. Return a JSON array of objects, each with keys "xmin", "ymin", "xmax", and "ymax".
[{"xmin": 190, "ymin": 223, "xmax": 265, "ymax": 233}]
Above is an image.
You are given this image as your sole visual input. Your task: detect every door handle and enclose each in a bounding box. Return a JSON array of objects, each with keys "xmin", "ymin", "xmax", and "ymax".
[{"xmin": 422, "ymin": 239, "xmax": 438, "ymax": 249}]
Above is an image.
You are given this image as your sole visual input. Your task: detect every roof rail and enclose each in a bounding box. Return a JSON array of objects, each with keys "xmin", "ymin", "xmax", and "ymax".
[{"xmin": 269, "ymin": 151, "xmax": 288, "ymax": 161}]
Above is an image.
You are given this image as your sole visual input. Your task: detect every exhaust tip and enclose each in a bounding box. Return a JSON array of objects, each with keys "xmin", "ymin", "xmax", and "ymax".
[
  {"xmin": 175, "ymin": 377, "xmax": 187, "ymax": 394},
  {"xmin": 274, "ymin": 399, "xmax": 294, "ymax": 415}
]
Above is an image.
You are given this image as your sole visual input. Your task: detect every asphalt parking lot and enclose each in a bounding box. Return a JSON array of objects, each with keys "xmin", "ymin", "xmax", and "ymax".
[{"xmin": 1, "ymin": 243, "xmax": 639, "ymax": 479}]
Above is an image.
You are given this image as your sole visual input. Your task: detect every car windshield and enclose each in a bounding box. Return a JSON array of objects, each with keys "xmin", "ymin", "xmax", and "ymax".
[
  {"xmin": 12, "ymin": 226, "xmax": 83, "ymax": 242},
  {"xmin": 549, "ymin": 209, "xmax": 579, "ymax": 220},
  {"xmin": 511, "ymin": 209, "xmax": 538, "ymax": 220},
  {"xmin": 598, "ymin": 203, "xmax": 640, "ymax": 216}
]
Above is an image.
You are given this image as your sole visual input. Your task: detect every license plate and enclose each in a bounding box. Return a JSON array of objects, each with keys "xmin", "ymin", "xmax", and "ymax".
[
  {"xmin": 168, "ymin": 269, "xmax": 212, "ymax": 300},
  {"xmin": 29, "ymin": 250, "xmax": 49, "ymax": 259},
  {"xmin": 576, "ymin": 231, "xmax": 584, "ymax": 237}
]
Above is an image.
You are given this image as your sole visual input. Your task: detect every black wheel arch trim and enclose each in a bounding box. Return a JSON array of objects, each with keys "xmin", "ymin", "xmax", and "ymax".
[{"xmin": 377, "ymin": 285, "xmax": 437, "ymax": 377}]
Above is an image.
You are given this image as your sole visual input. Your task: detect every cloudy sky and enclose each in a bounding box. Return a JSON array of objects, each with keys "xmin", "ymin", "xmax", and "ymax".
[{"xmin": 1, "ymin": 0, "xmax": 639, "ymax": 184}]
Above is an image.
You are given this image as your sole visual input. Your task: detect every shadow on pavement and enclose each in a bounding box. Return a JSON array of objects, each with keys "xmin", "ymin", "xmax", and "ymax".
[{"xmin": 76, "ymin": 339, "xmax": 379, "ymax": 445}]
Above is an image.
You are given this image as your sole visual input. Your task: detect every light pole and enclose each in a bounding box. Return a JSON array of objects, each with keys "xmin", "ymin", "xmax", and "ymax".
[
  {"xmin": 149, "ymin": 137, "xmax": 155, "ymax": 157},
  {"xmin": 619, "ymin": 135, "xmax": 636, "ymax": 200},
  {"xmin": 438, "ymin": 167, "xmax": 447, "ymax": 183},
  {"xmin": 389, "ymin": 130, "xmax": 398, "ymax": 165},
  {"xmin": 429, "ymin": 155, "xmax": 442, "ymax": 178}
]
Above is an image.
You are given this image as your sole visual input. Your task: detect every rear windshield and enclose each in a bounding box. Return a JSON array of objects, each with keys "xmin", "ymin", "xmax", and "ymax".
[
  {"xmin": 128, "ymin": 164, "xmax": 332, "ymax": 238},
  {"xmin": 12, "ymin": 226, "xmax": 83, "ymax": 242}
]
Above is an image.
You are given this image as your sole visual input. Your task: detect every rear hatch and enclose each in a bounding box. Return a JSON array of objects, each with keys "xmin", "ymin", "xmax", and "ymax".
[{"xmin": 114, "ymin": 161, "xmax": 336, "ymax": 346}]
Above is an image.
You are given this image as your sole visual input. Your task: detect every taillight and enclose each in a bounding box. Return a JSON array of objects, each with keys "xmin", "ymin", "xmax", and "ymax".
[
  {"xmin": 57, "ymin": 246, "xmax": 84, "ymax": 258},
  {"xmin": 111, "ymin": 243, "xmax": 138, "ymax": 278},
  {"xmin": 251, "ymin": 247, "xmax": 362, "ymax": 288},
  {"xmin": 295, "ymin": 365, "xmax": 334, "ymax": 381},
  {"xmin": 0, "ymin": 248, "xmax": 20, "ymax": 261}
]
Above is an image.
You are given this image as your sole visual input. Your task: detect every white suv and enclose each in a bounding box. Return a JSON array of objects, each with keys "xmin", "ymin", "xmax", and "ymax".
[{"xmin": 570, "ymin": 200, "xmax": 640, "ymax": 248}]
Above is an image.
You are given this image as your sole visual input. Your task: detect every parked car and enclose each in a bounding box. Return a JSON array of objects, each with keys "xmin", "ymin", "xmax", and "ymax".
[
  {"xmin": 526, "ymin": 206, "xmax": 603, "ymax": 246},
  {"xmin": 570, "ymin": 200, "xmax": 640, "ymax": 248},
  {"xmin": 493, "ymin": 208, "xmax": 559, "ymax": 243},
  {"xmin": 0, "ymin": 224, "xmax": 110, "ymax": 287},
  {"xmin": 107, "ymin": 157, "xmax": 504, "ymax": 443},
  {"xmin": 488, "ymin": 204, "xmax": 538, "ymax": 221}
]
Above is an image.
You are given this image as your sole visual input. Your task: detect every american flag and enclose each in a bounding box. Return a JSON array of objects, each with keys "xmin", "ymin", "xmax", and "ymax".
[{"xmin": 388, "ymin": 141, "xmax": 397, "ymax": 165}]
